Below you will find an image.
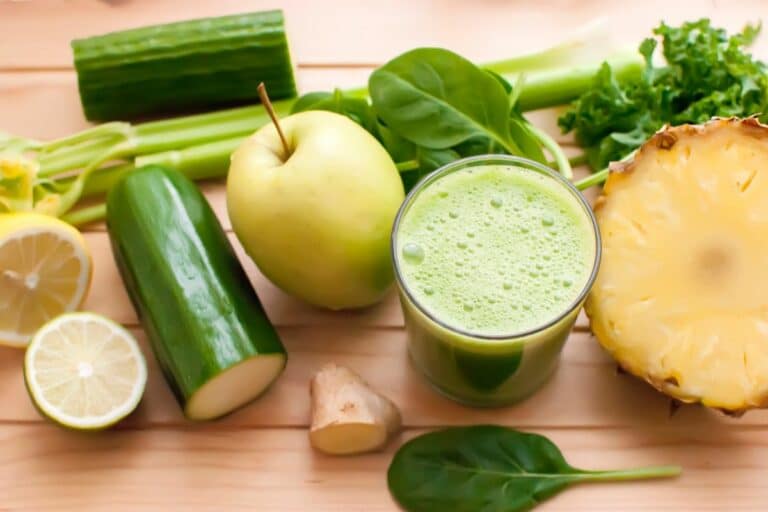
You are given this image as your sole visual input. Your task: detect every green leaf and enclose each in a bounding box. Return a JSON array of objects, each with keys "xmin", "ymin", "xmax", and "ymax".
[
  {"xmin": 290, "ymin": 91, "xmax": 334, "ymax": 114},
  {"xmin": 485, "ymin": 70, "xmax": 547, "ymax": 164},
  {"xmin": 559, "ymin": 18, "xmax": 768, "ymax": 171},
  {"xmin": 375, "ymin": 120, "xmax": 459, "ymax": 191},
  {"xmin": 508, "ymin": 116, "xmax": 547, "ymax": 165},
  {"xmin": 485, "ymin": 69, "xmax": 513, "ymax": 94},
  {"xmin": 369, "ymin": 48, "xmax": 521, "ymax": 154},
  {"xmin": 291, "ymin": 89, "xmax": 377, "ymax": 134},
  {"xmin": 375, "ymin": 120, "xmax": 417, "ymax": 163},
  {"xmin": 406, "ymin": 147, "xmax": 458, "ymax": 190},
  {"xmin": 388, "ymin": 426, "xmax": 681, "ymax": 512}
]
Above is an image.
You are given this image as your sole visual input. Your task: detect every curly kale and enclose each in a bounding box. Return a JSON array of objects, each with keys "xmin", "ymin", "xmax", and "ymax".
[{"xmin": 559, "ymin": 19, "xmax": 768, "ymax": 171}]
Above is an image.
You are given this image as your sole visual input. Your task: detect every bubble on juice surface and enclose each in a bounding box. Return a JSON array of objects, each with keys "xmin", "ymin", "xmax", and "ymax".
[{"xmin": 402, "ymin": 242, "xmax": 425, "ymax": 264}]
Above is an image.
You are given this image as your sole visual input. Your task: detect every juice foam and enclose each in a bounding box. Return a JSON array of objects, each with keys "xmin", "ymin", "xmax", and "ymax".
[{"xmin": 397, "ymin": 165, "xmax": 596, "ymax": 336}]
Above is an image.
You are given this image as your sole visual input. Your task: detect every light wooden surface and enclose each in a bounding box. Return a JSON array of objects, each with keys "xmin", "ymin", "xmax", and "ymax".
[{"xmin": 2, "ymin": 1, "xmax": 768, "ymax": 510}]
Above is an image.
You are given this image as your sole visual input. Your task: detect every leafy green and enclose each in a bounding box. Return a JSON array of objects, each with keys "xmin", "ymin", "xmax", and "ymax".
[
  {"xmin": 560, "ymin": 19, "xmax": 768, "ymax": 171},
  {"xmin": 4, "ymin": 21, "xmax": 647, "ymax": 223},
  {"xmin": 388, "ymin": 426, "xmax": 681, "ymax": 512},
  {"xmin": 376, "ymin": 118, "xmax": 459, "ymax": 189},
  {"xmin": 369, "ymin": 48, "xmax": 522, "ymax": 154},
  {"xmin": 293, "ymin": 48, "xmax": 572, "ymax": 191},
  {"xmin": 290, "ymin": 89, "xmax": 377, "ymax": 134}
]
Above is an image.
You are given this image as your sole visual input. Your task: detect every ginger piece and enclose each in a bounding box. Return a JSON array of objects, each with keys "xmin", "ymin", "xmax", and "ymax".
[{"xmin": 309, "ymin": 363, "xmax": 402, "ymax": 455}]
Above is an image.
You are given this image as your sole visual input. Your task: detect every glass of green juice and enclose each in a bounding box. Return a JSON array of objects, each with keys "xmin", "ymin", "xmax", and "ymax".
[{"xmin": 392, "ymin": 155, "xmax": 600, "ymax": 407}]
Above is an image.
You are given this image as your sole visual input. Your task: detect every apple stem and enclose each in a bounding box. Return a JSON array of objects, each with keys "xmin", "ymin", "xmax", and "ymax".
[{"xmin": 258, "ymin": 82, "xmax": 291, "ymax": 156}]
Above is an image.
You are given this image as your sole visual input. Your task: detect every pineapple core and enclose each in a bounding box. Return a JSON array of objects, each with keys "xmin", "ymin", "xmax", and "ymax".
[{"xmin": 586, "ymin": 119, "xmax": 768, "ymax": 413}]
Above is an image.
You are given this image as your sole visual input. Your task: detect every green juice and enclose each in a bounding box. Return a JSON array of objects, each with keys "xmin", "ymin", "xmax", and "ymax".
[{"xmin": 393, "ymin": 156, "xmax": 599, "ymax": 406}]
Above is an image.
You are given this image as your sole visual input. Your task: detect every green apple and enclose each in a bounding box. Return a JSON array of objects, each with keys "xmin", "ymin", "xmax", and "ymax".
[{"xmin": 227, "ymin": 111, "xmax": 405, "ymax": 310}]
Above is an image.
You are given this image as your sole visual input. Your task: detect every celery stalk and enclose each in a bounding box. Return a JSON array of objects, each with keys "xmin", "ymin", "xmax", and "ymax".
[
  {"xmin": 510, "ymin": 51, "xmax": 643, "ymax": 111},
  {"xmin": 9, "ymin": 29, "xmax": 645, "ymax": 224}
]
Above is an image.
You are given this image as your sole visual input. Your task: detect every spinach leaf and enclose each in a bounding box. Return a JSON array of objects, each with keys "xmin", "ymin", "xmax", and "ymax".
[
  {"xmin": 369, "ymin": 48, "xmax": 522, "ymax": 155},
  {"xmin": 508, "ymin": 116, "xmax": 547, "ymax": 165},
  {"xmin": 375, "ymin": 120, "xmax": 415, "ymax": 163},
  {"xmin": 377, "ymin": 119, "xmax": 458, "ymax": 191},
  {"xmin": 291, "ymin": 89, "xmax": 378, "ymax": 134},
  {"xmin": 290, "ymin": 91, "xmax": 334, "ymax": 113},
  {"xmin": 483, "ymin": 70, "xmax": 549, "ymax": 164},
  {"xmin": 388, "ymin": 425, "xmax": 681, "ymax": 512},
  {"xmin": 403, "ymin": 147, "xmax": 458, "ymax": 191}
]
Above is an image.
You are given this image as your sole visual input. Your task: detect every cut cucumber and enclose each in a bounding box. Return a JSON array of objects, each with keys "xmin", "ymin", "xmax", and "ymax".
[
  {"xmin": 106, "ymin": 165, "xmax": 286, "ymax": 420},
  {"xmin": 72, "ymin": 10, "xmax": 297, "ymax": 120}
]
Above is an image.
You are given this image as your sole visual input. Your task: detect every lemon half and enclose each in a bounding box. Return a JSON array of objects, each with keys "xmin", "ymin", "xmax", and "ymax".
[{"xmin": 0, "ymin": 213, "xmax": 92, "ymax": 347}]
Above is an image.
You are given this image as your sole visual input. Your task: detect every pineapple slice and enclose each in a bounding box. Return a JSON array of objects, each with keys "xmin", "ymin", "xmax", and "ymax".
[{"xmin": 586, "ymin": 118, "xmax": 768, "ymax": 414}]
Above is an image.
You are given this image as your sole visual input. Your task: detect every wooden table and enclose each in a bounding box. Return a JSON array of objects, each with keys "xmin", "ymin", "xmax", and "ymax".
[{"xmin": 2, "ymin": 1, "xmax": 768, "ymax": 510}]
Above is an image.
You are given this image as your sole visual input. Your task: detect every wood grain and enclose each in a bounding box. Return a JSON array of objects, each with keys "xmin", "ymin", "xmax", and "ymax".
[
  {"xmin": 0, "ymin": 425, "xmax": 765, "ymax": 512},
  {"xmin": 4, "ymin": 327, "xmax": 768, "ymax": 429},
  {"xmin": 3, "ymin": 1, "xmax": 768, "ymax": 510},
  {"xmin": 0, "ymin": 0, "xmax": 765, "ymax": 69}
]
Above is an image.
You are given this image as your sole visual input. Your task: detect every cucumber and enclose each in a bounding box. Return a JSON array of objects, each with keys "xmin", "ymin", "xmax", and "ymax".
[
  {"xmin": 72, "ymin": 10, "xmax": 296, "ymax": 121},
  {"xmin": 106, "ymin": 166, "xmax": 286, "ymax": 420}
]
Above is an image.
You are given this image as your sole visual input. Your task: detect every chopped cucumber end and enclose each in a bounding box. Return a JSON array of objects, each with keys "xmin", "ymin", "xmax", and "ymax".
[{"xmin": 185, "ymin": 354, "xmax": 287, "ymax": 421}]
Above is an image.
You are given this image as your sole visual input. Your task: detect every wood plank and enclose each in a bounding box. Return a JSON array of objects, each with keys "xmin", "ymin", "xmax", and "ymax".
[
  {"xmin": 4, "ymin": 2, "xmax": 768, "ymax": 511},
  {"xmin": 1, "ymin": 0, "xmax": 765, "ymax": 69},
  {"xmin": 3, "ymin": 328, "xmax": 768, "ymax": 428},
  {"xmin": 0, "ymin": 424, "xmax": 765, "ymax": 511}
]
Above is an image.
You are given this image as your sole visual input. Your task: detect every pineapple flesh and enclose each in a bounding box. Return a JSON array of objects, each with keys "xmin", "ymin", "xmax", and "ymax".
[{"xmin": 586, "ymin": 118, "xmax": 768, "ymax": 414}]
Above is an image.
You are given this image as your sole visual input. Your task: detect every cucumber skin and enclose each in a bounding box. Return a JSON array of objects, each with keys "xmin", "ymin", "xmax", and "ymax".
[
  {"xmin": 106, "ymin": 166, "xmax": 286, "ymax": 418},
  {"xmin": 72, "ymin": 10, "xmax": 296, "ymax": 121}
]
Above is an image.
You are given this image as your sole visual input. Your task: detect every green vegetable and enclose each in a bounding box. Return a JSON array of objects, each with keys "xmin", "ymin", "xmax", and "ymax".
[
  {"xmin": 72, "ymin": 10, "xmax": 296, "ymax": 121},
  {"xmin": 107, "ymin": 166, "xmax": 287, "ymax": 421},
  {"xmin": 0, "ymin": 21, "xmax": 642, "ymax": 224},
  {"xmin": 388, "ymin": 425, "xmax": 681, "ymax": 512},
  {"xmin": 298, "ymin": 48, "xmax": 581, "ymax": 187},
  {"xmin": 291, "ymin": 89, "xmax": 378, "ymax": 134},
  {"xmin": 370, "ymin": 48, "xmax": 524, "ymax": 154},
  {"xmin": 562, "ymin": 18, "xmax": 767, "ymax": 175}
]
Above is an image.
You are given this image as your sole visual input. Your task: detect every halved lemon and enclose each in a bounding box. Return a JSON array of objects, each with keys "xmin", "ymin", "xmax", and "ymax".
[
  {"xmin": 0, "ymin": 213, "xmax": 92, "ymax": 347},
  {"xmin": 24, "ymin": 312, "xmax": 147, "ymax": 430}
]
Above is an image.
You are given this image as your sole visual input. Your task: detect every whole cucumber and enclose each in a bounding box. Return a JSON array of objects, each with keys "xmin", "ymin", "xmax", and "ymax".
[{"xmin": 107, "ymin": 166, "xmax": 286, "ymax": 420}]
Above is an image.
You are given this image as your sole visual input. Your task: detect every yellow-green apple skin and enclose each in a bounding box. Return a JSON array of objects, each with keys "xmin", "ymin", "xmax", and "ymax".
[{"xmin": 227, "ymin": 111, "xmax": 405, "ymax": 310}]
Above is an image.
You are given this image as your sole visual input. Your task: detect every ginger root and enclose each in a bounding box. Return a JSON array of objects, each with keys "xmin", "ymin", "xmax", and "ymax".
[{"xmin": 309, "ymin": 363, "xmax": 402, "ymax": 455}]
